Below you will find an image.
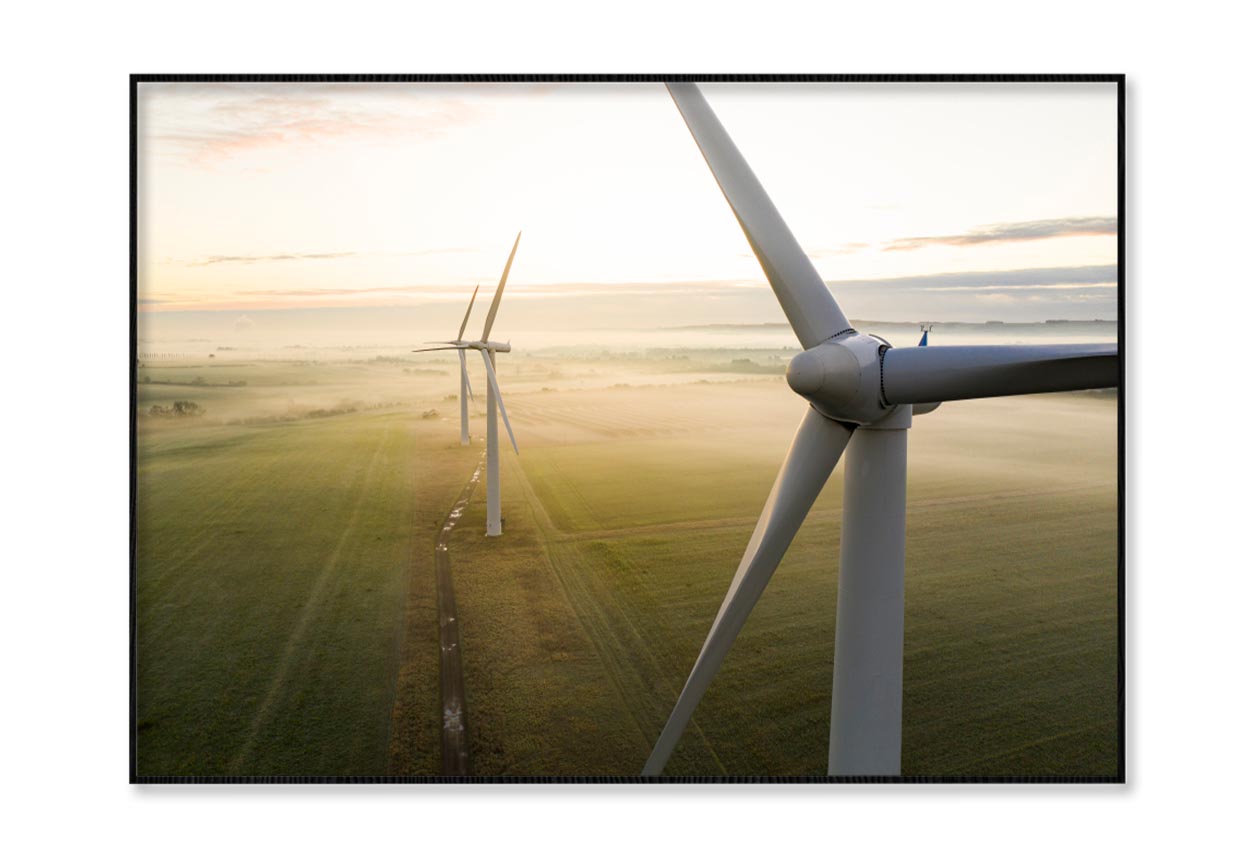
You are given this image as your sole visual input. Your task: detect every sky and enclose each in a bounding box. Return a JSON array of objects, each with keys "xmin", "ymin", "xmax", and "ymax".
[{"xmin": 137, "ymin": 81, "xmax": 1118, "ymax": 335}]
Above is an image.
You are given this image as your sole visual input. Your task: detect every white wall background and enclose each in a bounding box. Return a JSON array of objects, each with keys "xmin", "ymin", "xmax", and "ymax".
[{"xmin": 2, "ymin": 2, "xmax": 1245, "ymax": 851}]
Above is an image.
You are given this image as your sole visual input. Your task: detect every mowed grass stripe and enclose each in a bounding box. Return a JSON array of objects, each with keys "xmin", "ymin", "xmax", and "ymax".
[
  {"xmin": 570, "ymin": 526, "xmax": 840, "ymax": 775},
  {"xmin": 140, "ymin": 430, "xmax": 331, "ymax": 623},
  {"xmin": 234, "ymin": 416, "xmax": 425, "ymax": 775},
  {"xmin": 446, "ymin": 455, "xmax": 650, "ymax": 776},
  {"xmin": 135, "ymin": 412, "xmax": 423, "ymax": 776},
  {"xmin": 514, "ymin": 463, "xmax": 730, "ymax": 773},
  {"xmin": 136, "ymin": 427, "xmax": 303, "ymax": 596},
  {"xmin": 228, "ymin": 422, "xmax": 391, "ymax": 773}
]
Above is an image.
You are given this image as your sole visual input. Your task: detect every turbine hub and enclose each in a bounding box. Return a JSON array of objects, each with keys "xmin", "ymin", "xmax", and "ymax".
[
  {"xmin": 785, "ymin": 333, "xmax": 896, "ymax": 425},
  {"xmin": 784, "ymin": 349, "xmax": 826, "ymax": 395}
]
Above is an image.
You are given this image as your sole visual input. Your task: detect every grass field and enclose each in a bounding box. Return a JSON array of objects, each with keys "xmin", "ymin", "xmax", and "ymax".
[
  {"xmin": 495, "ymin": 383, "xmax": 1118, "ymax": 776},
  {"xmin": 133, "ymin": 351, "xmax": 1118, "ymax": 778},
  {"xmin": 134, "ymin": 361, "xmax": 472, "ymax": 776}
]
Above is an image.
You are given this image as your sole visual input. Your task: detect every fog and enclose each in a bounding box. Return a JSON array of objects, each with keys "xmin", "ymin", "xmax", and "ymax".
[{"xmin": 138, "ymin": 302, "xmax": 1116, "ymax": 361}]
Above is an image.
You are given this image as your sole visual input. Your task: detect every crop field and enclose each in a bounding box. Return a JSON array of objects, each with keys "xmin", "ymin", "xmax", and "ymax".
[{"xmin": 133, "ymin": 350, "xmax": 1118, "ymax": 778}]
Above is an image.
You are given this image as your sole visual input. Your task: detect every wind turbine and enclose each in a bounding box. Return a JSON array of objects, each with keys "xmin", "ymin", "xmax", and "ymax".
[
  {"xmin": 643, "ymin": 84, "xmax": 1118, "ymax": 777},
  {"xmin": 429, "ymin": 284, "xmax": 480, "ymax": 445},
  {"xmin": 415, "ymin": 233, "xmax": 522, "ymax": 537}
]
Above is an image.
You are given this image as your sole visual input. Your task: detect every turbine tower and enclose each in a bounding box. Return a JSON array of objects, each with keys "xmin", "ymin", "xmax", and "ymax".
[
  {"xmin": 643, "ymin": 84, "xmax": 1118, "ymax": 776},
  {"xmin": 416, "ymin": 233, "xmax": 522, "ymax": 537}
]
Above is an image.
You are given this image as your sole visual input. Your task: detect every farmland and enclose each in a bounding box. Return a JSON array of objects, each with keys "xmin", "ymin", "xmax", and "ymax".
[
  {"xmin": 134, "ymin": 359, "xmax": 469, "ymax": 776},
  {"xmin": 133, "ymin": 347, "xmax": 1118, "ymax": 777},
  {"xmin": 498, "ymin": 381, "xmax": 1118, "ymax": 776}
]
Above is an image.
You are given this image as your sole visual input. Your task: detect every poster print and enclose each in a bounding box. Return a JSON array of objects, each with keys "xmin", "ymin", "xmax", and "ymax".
[{"xmin": 132, "ymin": 76, "xmax": 1122, "ymax": 782}]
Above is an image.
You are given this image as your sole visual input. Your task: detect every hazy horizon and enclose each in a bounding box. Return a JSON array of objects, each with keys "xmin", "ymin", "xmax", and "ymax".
[
  {"xmin": 137, "ymin": 82, "xmax": 1118, "ymax": 328},
  {"xmin": 137, "ymin": 301, "xmax": 1118, "ymax": 356}
]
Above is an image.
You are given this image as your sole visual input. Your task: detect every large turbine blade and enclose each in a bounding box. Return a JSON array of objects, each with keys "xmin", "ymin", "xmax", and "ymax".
[
  {"xmin": 881, "ymin": 343, "xmax": 1118, "ymax": 404},
  {"xmin": 666, "ymin": 83, "xmax": 851, "ymax": 349},
  {"xmin": 481, "ymin": 232, "xmax": 521, "ymax": 342},
  {"xmin": 479, "ymin": 350, "xmax": 519, "ymax": 454},
  {"xmin": 457, "ymin": 285, "xmax": 480, "ymax": 341},
  {"xmin": 643, "ymin": 407, "xmax": 853, "ymax": 775},
  {"xmin": 412, "ymin": 345, "xmax": 466, "ymax": 353},
  {"xmin": 458, "ymin": 349, "xmax": 475, "ymax": 403}
]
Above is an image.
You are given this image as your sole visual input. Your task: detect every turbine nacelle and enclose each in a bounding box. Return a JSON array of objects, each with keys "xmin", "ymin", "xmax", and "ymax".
[{"xmin": 785, "ymin": 332, "xmax": 896, "ymax": 426}]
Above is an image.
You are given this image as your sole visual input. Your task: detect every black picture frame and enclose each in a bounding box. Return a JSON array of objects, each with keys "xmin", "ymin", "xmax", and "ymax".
[{"xmin": 130, "ymin": 73, "xmax": 1125, "ymax": 784}]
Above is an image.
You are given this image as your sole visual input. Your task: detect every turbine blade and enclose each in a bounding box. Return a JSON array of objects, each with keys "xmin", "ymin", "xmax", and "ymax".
[
  {"xmin": 458, "ymin": 349, "xmax": 475, "ymax": 403},
  {"xmin": 480, "ymin": 350, "xmax": 519, "ymax": 454},
  {"xmin": 881, "ymin": 343, "xmax": 1118, "ymax": 404},
  {"xmin": 643, "ymin": 407, "xmax": 853, "ymax": 775},
  {"xmin": 412, "ymin": 346, "xmax": 464, "ymax": 353},
  {"xmin": 457, "ymin": 285, "xmax": 480, "ymax": 342},
  {"xmin": 666, "ymin": 83, "xmax": 851, "ymax": 349},
  {"xmin": 481, "ymin": 232, "xmax": 521, "ymax": 342}
]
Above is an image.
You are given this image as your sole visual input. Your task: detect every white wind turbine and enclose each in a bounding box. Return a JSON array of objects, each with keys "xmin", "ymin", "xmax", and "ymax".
[
  {"xmin": 433, "ymin": 284, "xmax": 480, "ymax": 446},
  {"xmin": 415, "ymin": 233, "xmax": 522, "ymax": 537},
  {"xmin": 644, "ymin": 84, "xmax": 1118, "ymax": 776}
]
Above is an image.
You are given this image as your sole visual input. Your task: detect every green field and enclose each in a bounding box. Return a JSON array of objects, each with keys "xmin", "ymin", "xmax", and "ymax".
[
  {"xmin": 501, "ymin": 385, "xmax": 1118, "ymax": 776},
  {"xmin": 134, "ymin": 360, "xmax": 473, "ymax": 776},
  {"xmin": 134, "ymin": 353, "xmax": 1118, "ymax": 777}
]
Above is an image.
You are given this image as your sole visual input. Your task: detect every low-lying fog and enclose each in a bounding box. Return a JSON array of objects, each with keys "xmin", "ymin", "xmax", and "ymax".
[{"xmin": 136, "ymin": 305, "xmax": 1118, "ymax": 430}]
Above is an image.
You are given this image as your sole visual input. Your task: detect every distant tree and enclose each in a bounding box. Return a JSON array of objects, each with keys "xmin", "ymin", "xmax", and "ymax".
[{"xmin": 149, "ymin": 400, "xmax": 204, "ymax": 418}]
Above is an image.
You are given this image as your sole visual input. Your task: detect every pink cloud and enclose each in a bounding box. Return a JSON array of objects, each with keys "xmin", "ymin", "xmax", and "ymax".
[{"xmin": 141, "ymin": 84, "xmax": 483, "ymax": 165}]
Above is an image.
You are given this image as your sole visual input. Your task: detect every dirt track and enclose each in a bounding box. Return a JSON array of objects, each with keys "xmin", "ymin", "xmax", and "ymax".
[{"xmin": 434, "ymin": 454, "xmax": 484, "ymax": 775}]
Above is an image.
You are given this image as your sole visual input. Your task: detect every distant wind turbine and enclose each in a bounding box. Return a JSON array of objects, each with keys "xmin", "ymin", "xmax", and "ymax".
[
  {"xmin": 643, "ymin": 84, "xmax": 1118, "ymax": 776},
  {"xmin": 416, "ymin": 233, "xmax": 522, "ymax": 537},
  {"xmin": 426, "ymin": 284, "xmax": 481, "ymax": 445}
]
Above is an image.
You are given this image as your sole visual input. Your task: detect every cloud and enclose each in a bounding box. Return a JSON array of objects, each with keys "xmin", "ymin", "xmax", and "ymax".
[
  {"xmin": 139, "ymin": 268, "xmax": 1117, "ymax": 319},
  {"xmin": 394, "ymin": 248, "xmax": 477, "ymax": 258},
  {"xmin": 229, "ymin": 279, "xmax": 763, "ymax": 301},
  {"xmin": 186, "ymin": 247, "xmax": 474, "ymax": 267},
  {"xmin": 828, "ymin": 264, "xmax": 1117, "ymax": 292},
  {"xmin": 828, "ymin": 266, "xmax": 1117, "ymax": 323},
  {"xmin": 141, "ymin": 84, "xmax": 483, "ymax": 164},
  {"xmin": 882, "ymin": 217, "xmax": 1117, "ymax": 251},
  {"xmin": 233, "ymin": 315, "xmax": 254, "ymax": 331},
  {"xmin": 191, "ymin": 252, "xmax": 356, "ymax": 267},
  {"xmin": 928, "ymin": 282, "xmax": 1116, "ymax": 292}
]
